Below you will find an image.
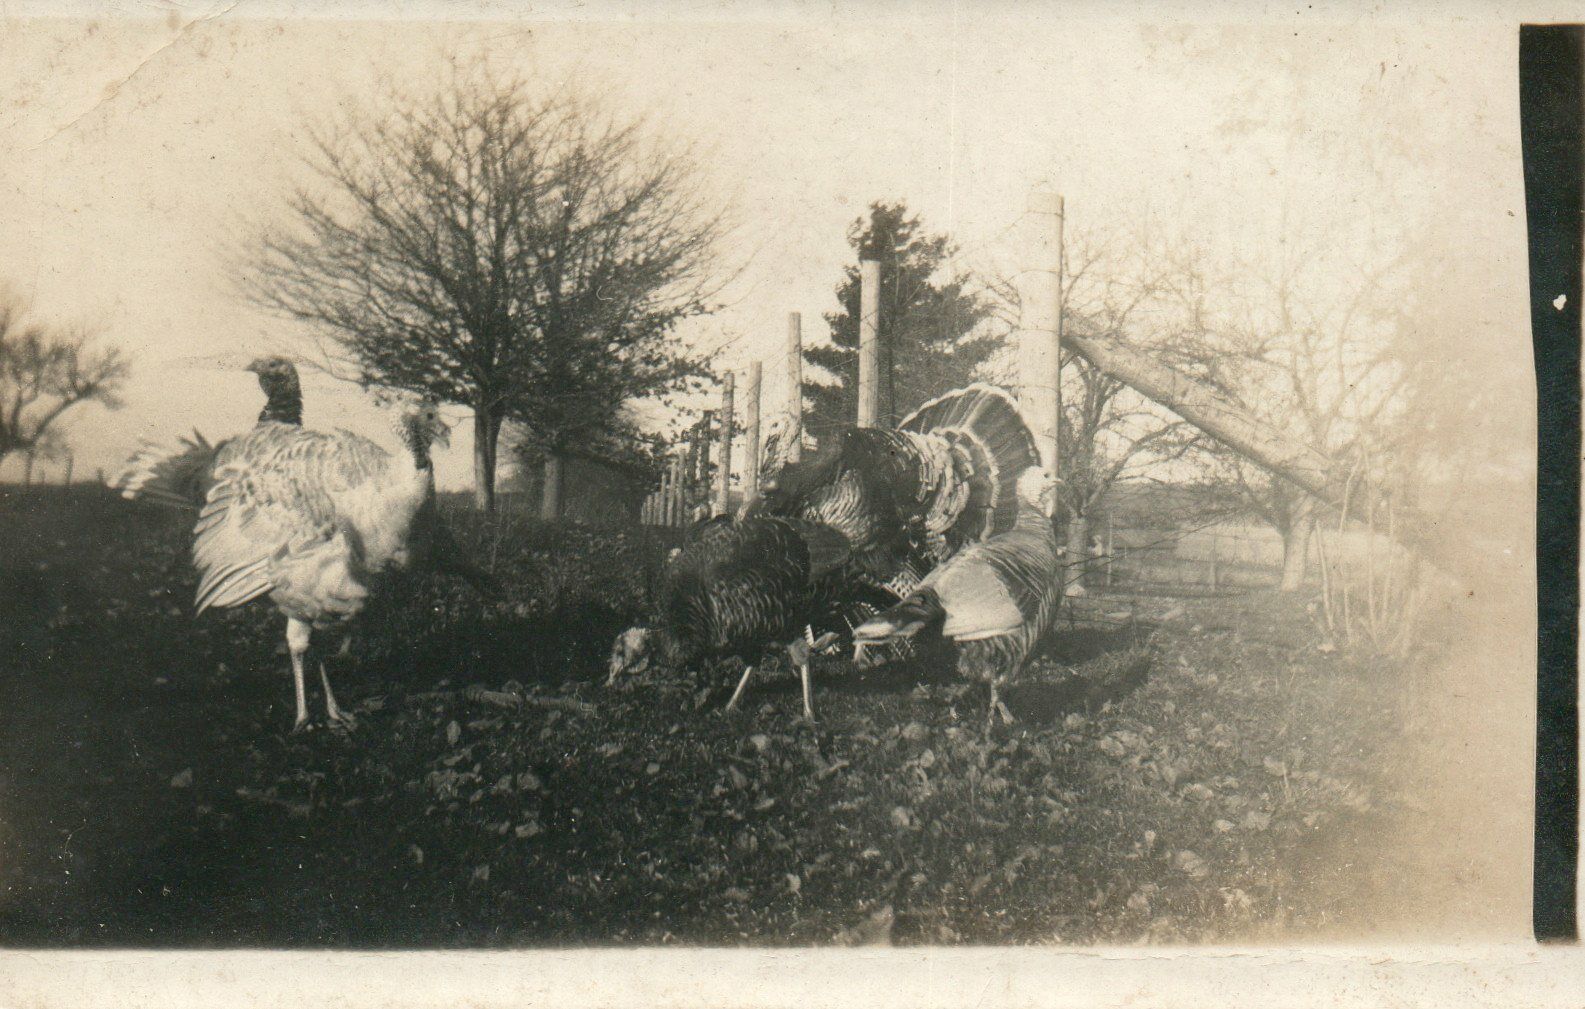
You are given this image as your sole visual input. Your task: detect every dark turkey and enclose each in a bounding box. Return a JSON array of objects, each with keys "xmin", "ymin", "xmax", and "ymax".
[
  {"xmin": 112, "ymin": 356, "xmax": 302, "ymax": 509},
  {"xmin": 852, "ymin": 467, "xmax": 1063, "ymax": 727},
  {"xmin": 608, "ymin": 515, "xmax": 887, "ymax": 721},
  {"xmin": 743, "ymin": 383, "xmax": 1040, "ymax": 599}
]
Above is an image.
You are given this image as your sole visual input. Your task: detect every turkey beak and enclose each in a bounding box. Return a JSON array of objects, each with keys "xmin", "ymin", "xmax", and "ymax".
[{"xmin": 607, "ymin": 652, "xmax": 648, "ymax": 684}]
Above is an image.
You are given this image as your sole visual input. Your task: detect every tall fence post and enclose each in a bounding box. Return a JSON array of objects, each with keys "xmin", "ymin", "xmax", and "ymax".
[
  {"xmin": 857, "ymin": 258, "xmax": 882, "ymax": 428},
  {"xmin": 1209, "ymin": 532, "xmax": 1220, "ymax": 592},
  {"xmin": 662, "ymin": 457, "xmax": 677, "ymax": 526},
  {"xmin": 1105, "ymin": 512, "xmax": 1115, "ymax": 587},
  {"xmin": 743, "ymin": 361, "xmax": 762, "ymax": 500},
  {"xmin": 694, "ymin": 412, "xmax": 713, "ymax": 519},
  {"xmin": 682, "ymin": 432, "xmax": 697, "ymax": 519},
  {"xmin": 715, "ymin": 373, "xmax": 735, "ymax": 516},
  {"xmin": 786, "ymin": 312, "xmax": 804, "ymax": 463},
  {"xmin": 540, "ymin": 454, "xmax": 563, "ymax": 521},
  {"xmin": 673, "ymin": 454, "xmax": 688, "ymax": 526},
  {"xmin": 1017, "ymin": 187, "xmax": 1064, "ymax": 473}
]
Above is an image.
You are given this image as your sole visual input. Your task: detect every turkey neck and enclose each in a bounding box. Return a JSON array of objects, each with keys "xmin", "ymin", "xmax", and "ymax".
[
  {"xmin": 402, "ymin": 418, "xmax": 434, "ymax": 472},
  {"xmin": 650, "ymin": 626, "xmax": 692, "ymax": 668},
  {"xmin": 1014, "ymin": 499, "xmax": 1056, "ymax": 538},
  {"xmin": 257, "ymin": 373, "xmax": 303, "ymax": 425}
]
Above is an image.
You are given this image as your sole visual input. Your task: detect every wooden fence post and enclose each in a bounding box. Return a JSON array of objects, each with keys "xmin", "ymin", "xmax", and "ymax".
[
  {"xmin": 540, "ymin": 454, "xmax": 563, "ymax": 521},
  {"xmin": 695, "ymin": 413, "xmax": 713, "ymax": 492},
  {"xmin": 857, "ymin": 258, "xmax": 882, "ymax": 428},
  {"xmin": 743, "ymin": 361, "xmax": 762, "ymax": 500},
  {"xmin": 715, "ymin": 373, "xmax": 735, "ymax": 516},
  {"xmin": 661, "ymin": 459, "xmax": 675, "ymax": 526},
  {"xmin": 1017, "ymin": 186, "xmax": 1064, "ymax": 472},
  {"xmin": 674, "ymin": 455, "xmax": 689, "ymax": 526},
  {"xmin": 1104, "ymin": 512, "xmax": 1115, "ymax": 587},
  {"xmin": 786, "ymin": 313, "xmax": 803, "ymax": 463}
]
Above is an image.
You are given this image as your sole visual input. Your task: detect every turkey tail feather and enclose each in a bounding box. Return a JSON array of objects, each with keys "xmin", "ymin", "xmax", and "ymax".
[
  {"xmin": 111, "ymin": 431, "xmax": 218, "ymax": 510},
  {"xmin": 900, "ymin": 383, "xmax": 1040, "ymax": 536}
]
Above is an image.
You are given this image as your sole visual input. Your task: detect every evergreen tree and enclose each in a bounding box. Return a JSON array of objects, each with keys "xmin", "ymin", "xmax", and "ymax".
[{"xmin": 803, "ymin": 201, "xmax": 997, "ymax": 441}]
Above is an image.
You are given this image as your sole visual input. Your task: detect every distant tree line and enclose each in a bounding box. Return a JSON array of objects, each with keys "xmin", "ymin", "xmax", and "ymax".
[{"xmin": 0, "ymin": 289, "xmax": 127, "ymax": 477}]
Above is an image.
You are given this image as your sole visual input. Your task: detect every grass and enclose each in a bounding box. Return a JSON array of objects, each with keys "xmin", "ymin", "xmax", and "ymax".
[{"xmin": 0, "ymin": 486, "xmax": 1422, "ymax": 947}]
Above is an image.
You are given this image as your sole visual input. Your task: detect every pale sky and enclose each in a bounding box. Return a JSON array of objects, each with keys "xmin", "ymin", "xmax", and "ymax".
[{"xmin": 0, "ymin": 1, "xmax": 1539, "ymax": 491}]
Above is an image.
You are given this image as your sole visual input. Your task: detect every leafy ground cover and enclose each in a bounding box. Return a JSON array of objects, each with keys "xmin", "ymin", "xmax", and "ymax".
[{"xmin": 0, "ymin": 487, "xmax": 1444, "ymax": 947}]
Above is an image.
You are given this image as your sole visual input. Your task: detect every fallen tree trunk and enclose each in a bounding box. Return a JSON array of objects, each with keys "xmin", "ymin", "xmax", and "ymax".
[{"xmin": 1064, "ymin": 332, "xmax": 1467, "ymax": 582}]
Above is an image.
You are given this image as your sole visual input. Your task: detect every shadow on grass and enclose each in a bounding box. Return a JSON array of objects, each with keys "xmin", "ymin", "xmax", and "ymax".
[
  {"xmin": 355, "ymin": 600, "xmax": 635, "ymax": 693},
  {"xmin": 790, "ymin": 620, "xmax": 1157, "ymax": 727}
]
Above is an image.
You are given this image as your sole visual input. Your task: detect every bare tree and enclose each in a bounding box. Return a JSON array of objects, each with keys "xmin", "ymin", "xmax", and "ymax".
[
  {"xmin": 240, "ymin": 61, "xmax": 726, "ymax": 513},
  {"xmin": 1161, "ymin": 233, "xmax": 1412, "ymax": 591},
  {"xmin": 0, "ymin": 292, "xmax": 128, "ymax": 471}
]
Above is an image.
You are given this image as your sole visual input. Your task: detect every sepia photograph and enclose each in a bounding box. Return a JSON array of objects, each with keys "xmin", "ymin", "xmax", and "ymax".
[{"xmin": 0, "ymin": 1, "xmax": 1574, "ymax": 1004}]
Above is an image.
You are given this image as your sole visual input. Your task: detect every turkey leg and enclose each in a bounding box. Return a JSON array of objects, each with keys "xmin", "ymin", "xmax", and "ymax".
[
  {"xmin": 988, "ymin": 681, "xmax": 1016, "ymax": 728},
  {"xmin": 319, "ymin": 661, "xmax": 356, "ymax": 730},
  {"xmin": 786, "ymin": 631, "xmax": 836, "ymax": 722},
  {"xmin": 286, "ymin": 618, "xmax": 312, "ymax": 733}
]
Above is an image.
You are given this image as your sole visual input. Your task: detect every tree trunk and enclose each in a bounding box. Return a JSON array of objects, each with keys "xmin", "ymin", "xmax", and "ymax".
[
  {"xmin": 540, "ymin": 453, "xmax": 563, "ymax": 521},
  {"xmin": 472, "ymin": 408, "xmax": 502, "ymax": 514},
  {"xmin": 1279, "ymin": 503, "xmax": 1314, "ymax": 592},
  {"xmin": 1064, "ymin": 513, "xmax": 1091, "ymax": 596}
]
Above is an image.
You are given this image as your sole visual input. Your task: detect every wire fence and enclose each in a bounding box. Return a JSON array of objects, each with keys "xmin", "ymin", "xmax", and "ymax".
[{"xmin": 1068, "ymin": 514, "xmax": 1408, "ymax": 597}]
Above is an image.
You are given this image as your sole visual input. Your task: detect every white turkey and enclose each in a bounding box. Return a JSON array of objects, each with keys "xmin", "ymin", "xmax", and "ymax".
[
  {"xmin": 115, "ymin": 358, "xmax": 499, "ymax": 602},
  {"xmin": 851, "ymin": 466, "xmax": 1063, "ymax": 727},
  {"xmin": 743, "ymin": 383, "xmax": 1040, "ymax": 599},
  {"xmin": 607, "ymin": 514, "xmax": 892, "ymax": 721},
  {"xmin": 188, "ymin": 392, "xmax": 453, "ymax": 731}
]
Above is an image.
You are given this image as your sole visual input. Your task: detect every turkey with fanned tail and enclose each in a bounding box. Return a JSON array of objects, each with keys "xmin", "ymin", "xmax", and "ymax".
[
  {"xmin": 608, "ymin": 514, "xmax": 892, "ymax": 722},
  {"xmin": 851, "ymin": 466, "xmax": 1063, "ymax": 728},
  {"xmin": 743, "ymin": 383, "xmax": 1040, "ymax": 599},
  {"xmin": 186, "ymin": 391, "xmax": 450, "ymax": 732}
]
